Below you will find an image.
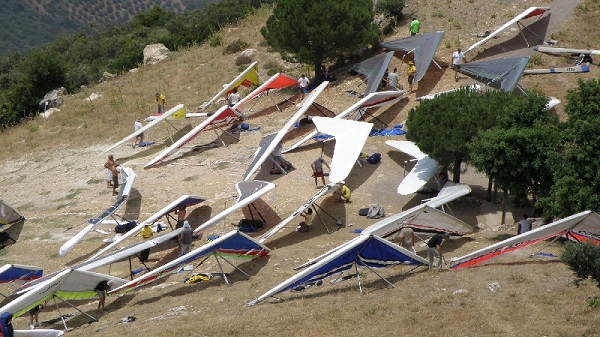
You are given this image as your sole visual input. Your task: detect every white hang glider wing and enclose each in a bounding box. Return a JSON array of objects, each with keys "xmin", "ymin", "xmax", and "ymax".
[
  {"xmin": 311, "ymin": 117, "xmax": 373, "ymax": 184},
  {"xmin": 283, "ymin": 91, "xmax": 402, "ymax": 153},
  {"xmin": 192, "ymin": 180, "xmax": 275, "ymax": 235},
  {"xmin": 101, "ymin": 104, "xmax": 185, "ymax": 154},
  {"xmin": 416, "ymin": 84, "xmax": 482, "ymax": 101},
  {"xmin": 242, "ymin": 81, "xmax": 329, "ymax": 181},
  {"xmin": 59, "ymin": 167, "xmax": 137, "ymax": 256},
  {"xmin": 464, "ymin": 7, "xmax": 550, "ymax": 55},
  {"xmin": 87, "ymin": 194, "xmax": 206, "ymax": 261},
  {"xmin": 523, "ymin": 64, "xmax": 590, "ymax": 74},
  {"xmin": 533, "ymin": 45, "xmax": 600, "ymax": 56},
  {"xmin": 450, "ymin": 210, "xmax": 600, "ymax": 270},
  {"xmin": 199, "ymin": 62, "xmax": 260, "ymax": 111},
  {"xmin": 386, "ymin": 140, "xmax": 442, "ymax": 195}
]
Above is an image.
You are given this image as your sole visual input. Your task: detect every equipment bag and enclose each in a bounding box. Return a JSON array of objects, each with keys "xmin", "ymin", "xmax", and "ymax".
[{"xmin": 366, "ymin": 153, "xmax": 381, "ymax": 164}]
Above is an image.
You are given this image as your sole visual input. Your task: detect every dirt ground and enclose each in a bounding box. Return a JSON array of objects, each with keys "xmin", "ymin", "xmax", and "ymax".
[{"xmin": 1, "ymin": 0, "xmax": 600, "ymax": 336}]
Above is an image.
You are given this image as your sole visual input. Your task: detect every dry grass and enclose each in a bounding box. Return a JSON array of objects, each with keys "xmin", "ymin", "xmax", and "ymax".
[{"xmin": 1, "ymin": 1, "xmax": 600, "ymax": 337}]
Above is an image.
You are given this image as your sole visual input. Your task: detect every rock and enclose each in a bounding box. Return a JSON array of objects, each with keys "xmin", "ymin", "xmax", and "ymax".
[
  {"xmin": 129, "ymin": 68, "xmax": 138, "ymax": 73},
  {"xmin": 144, "ymin": 44, "xmax": 170, "ymax": 66},
  {"xmin": 487, "ymin": 281, "xmax": 501, "ymax": 293},
  {"xmin": 84, "ymin": 93, "xmax": 102, "ymax": 102},
  {"xmin": 40, "ymin": 108, "xmax": 60, "ymax": 119},
  {"xmin": 100, "ymin": 72, "xmax": 116, "ymax": 82},
  {"xmin": 39, "ymin": 87, "xmax": 67, "ymax": 110},
  {"xmin": 453, "ymin": 289, "xmax": 469, "ymax": 295},
  {"xmin": 240, "ymin": 49, "xmax": 257, "ymax": 58}
]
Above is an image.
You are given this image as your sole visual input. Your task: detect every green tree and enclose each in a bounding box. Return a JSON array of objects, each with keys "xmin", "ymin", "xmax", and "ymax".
[
  {"xmin": 261, "ymin": 0, "xmax": 378, "ymax": 79},
  {"xmin": 542, "ymin": 79, "xmax": 600, "ymax": 218},
  {"xmin": 561, "ymin": 242, "xmax": 600, "ymax": 288},
  {"xmin": 374, "ymin": 0, "xmax": 406, "ymax": 20}
]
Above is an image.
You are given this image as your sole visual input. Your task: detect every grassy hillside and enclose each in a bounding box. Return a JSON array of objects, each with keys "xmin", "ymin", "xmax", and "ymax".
[{"xmin": 0, "ymin": 0, "xmax": 219, "ymax": 55}]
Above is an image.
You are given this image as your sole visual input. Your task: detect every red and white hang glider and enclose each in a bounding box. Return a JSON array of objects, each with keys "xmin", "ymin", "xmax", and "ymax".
[{"xmin": 464, "ymin": 7, "xmax": 550, "ymax": 54}]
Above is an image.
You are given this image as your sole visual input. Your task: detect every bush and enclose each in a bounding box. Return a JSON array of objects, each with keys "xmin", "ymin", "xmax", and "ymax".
[
  {"xmin": 235, "ymin": 54, "xmax": 253, "ymax": 66},
  {"xmin": 262, "ymin": 60, "xmax": 279, "ymax": 69},
  {"xmin": 561, "ymin": 242, "xmax": 600, "ymax": 287},
  {"xmin": 209, "ymin": 33, "xmax": 222, "ymax": 47},
  {"xmin": 224, "ymin": 39, "xmax": 249, "ymax": 55},
  {"xmin": 374, "ymin": 0, "xmax": 405, "ymax": 20}
]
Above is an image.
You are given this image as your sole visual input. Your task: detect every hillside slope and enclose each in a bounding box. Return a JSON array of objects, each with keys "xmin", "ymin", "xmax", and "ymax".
[{"xmin": 0, "ymin": 1, "xmax": 599, "ymax": 336}]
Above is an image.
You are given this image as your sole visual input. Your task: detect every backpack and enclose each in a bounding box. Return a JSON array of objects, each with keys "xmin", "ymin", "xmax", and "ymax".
[
  {"xmin": 366, "ymin": 205, "xmax": 385, "ymax": 219},
  {"xmin": 366, "ymin": 153, "xmax": 381, "ymax": 164}
]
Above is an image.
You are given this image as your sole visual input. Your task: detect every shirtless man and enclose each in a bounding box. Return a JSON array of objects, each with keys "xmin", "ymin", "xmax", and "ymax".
[
  {"xmin": 103, "ymin": 155, "xmax": 116, "ymax": 188},
  {"xmin": 110, "ymin": 163, "xmax": 120, "ymax": 196}
]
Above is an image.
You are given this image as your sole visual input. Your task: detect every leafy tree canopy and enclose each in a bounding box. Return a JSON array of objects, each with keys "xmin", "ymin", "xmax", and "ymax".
[{"xmin": 261, "ymin": 0, "xmax": 378, "ymax": 73}]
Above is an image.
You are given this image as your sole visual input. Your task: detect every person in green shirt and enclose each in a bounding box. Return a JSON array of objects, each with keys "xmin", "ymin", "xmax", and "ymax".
[{"xmin": 410, "ymin": 16, "xmax": 420, "ymax": 36}]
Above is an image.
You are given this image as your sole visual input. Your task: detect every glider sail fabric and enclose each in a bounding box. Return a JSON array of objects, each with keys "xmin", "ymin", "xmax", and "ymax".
[
  {"xmin": 242, "ymin": 81, "xmax": 329, "ymax": 181},
  {"xmin": 233, "ymin": 73, "xmax": 298, "ymax": 114},
  {"xmin": 381, "ymin": 31, "xmax": 445, "ymax": 84},
  {"xmin": 0, "ymin": 197, "xmax": 25, "ymax": 248},
  {"xmin": 450, "ymin": 211, "xmax": 600, "ymax": 270},
  {"xmin": 311, "ymin": 117, "xmax": 373, "ymax": 184},
  {"xmin": 247, "ymin": 235, "xmax": 426, "ymax": 306},
  {"xmin": 102, "ymin": 104, "xmax": 185, "ymax": 154},
  {"xmin": 0, "ymin": 264, "xmax": 42, "ymax": 284},
  {"xmin": 386, "ymin": 140, "xmax": 442, "ymax": 195},
  {"xmin": 59, "ymin": 167, "xmax": 136, "ymax": 257},
  {"xmin": 199, "ymin": 62, "xmax": 259, "ymax": 111},
  {"xmin": 283, "ymin": 91, "xmax": 403, "ymax": 153},
  {"xmin": 465, "ymin": 7, "xmax": 550, "ymax": 54},
  {"xmin": 192, "ymin": 180, "xmax": 275, "ymax": 235},
  {"xmin": 88, "ymin": 194, "xmax": 206, "ymax": 261},
  {"xmin": 459, "ymin": 56, "xmax": 530, "ymax": 92},
  {"xmin": 533, "ymin": 45, "xmax": 600, "ymax": 56},
  {"xmin": 361, "ymin": 182, "xmax": 472, "ymax": 238},
  {"xmin": 0, "ymin": 269, "xmax": 127, "ymax": 318},
  {"xmin": 351, "ymin": 52, "xmax": 394, "ymax": 96},
  {"xmin": 110, "ymin": 230, "xmax": 269, "ymax": 294}
]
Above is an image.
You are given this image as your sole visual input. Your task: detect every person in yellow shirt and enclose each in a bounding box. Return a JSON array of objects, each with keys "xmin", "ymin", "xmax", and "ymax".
[
  {"xmin": 139, "ymin": 224, "xmax": 153, "ymax": 262},
  {"xmin": 407, "ymin": 61, "xmax": 417, "ymax": 93},
  {"xmin": 155, "ymin": 92, "xmax": 166, "ymax": 113},
  {"xmin": 334, "ymin": 181, "xmax": 351, "ymax": 202}
]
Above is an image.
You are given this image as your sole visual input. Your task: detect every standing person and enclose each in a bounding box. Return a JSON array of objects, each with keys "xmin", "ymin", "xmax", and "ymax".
[
  {"xmin": 110, "ymin": 163, "xmax": 120, "ymax": 196},
  {"xmin": 296, "ymin": 208, "xmax": 314, "ymax": 232},
  {"xmin": 311, "ymin": 157, "xmax": 330, "ymax": 187},
  {"xmin": 426, "ymin": 232, "xmax": 450, "ymax": 271},
  {"xmin": 103, "ymin": 155, "xmax": 115, "ymax": 188},
  {"xmin": 334, "ymin": 181, "xmax": 351, "ymax": 202},
  {"xmin": 28, "ymin": 304, "xmax": 42, "ymax": 329},
  {"xmin": 155, "ymin": 92, "xmax": 165, "ymax": 113},
  {"xmin": 407, "ymin": 60, "xmax": 417, "ymax": 93},
  {"xmin": 387, "ymin": 67, "xmax": 401, "ymax": 91},
  {"xmin": 517, "ymin": 214, "xmax": 532, "ymax": 234},
  {"xmin": 133, "ymin": 118, "xmax": 144, "ymax": 148},
  {"xmin": 451, "ymin": 48, "xmax": 466, "ymax": 81},
  {"xmin": 179, "ymin": 221, "xmax": 194, "ymax": 256},
  {"xmin": 94, "ymin": 280, "xmax": 111, "ymax": 311},
  {"xmin": 227, "ymin": 88, "xmax": 241, "ymax": 107},
  {"xmin": 409, "ymin": 16, "xmax": 420, "ymax": 36},
  {"xmin": 139, "ymin": 224, "xmax": 153, "ymax": 263},
  {"xmin": 397, "ymin": 225, "xmax": 416, "ymax": 254},
  {"xmin": 297, "ymin": 74, "xmax": 310, "ymax": 100},
  {"xmin": 175, "ymin": 206, "xmax": 187, "ymax": 228}
]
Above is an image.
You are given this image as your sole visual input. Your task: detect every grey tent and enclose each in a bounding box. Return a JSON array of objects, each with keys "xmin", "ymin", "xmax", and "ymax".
[
  {"xmin": 458, "ymin": 56, "xmax": 530, "ymax": 92},
  {"xmin": 351, "ymin": 51, "xmax": 394, "ymax": 96},
  {"xmin": 381, "ymin": 31, "xmax": 444, "ymax": 84}
]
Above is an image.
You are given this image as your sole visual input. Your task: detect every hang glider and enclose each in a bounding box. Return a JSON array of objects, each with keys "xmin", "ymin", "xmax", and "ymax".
[
  {"xmin": 101, "ymin": 104, "xmax": 185, "ymax": 154},
  {"xmin": 88, "ymin": 194, "xmax": 206, "ymax": 261},
  {"xmin": 0, "ymin": 264, "xmax": 42, "ymax": 284},
  {"xmin": 351, "ymin": 52, "xmax": 394, "ymax": 96},
  {"xmin": 450, "ymin": 210, "xmax": 600, "ymax": 270},
  {"xmin": 311, "ymin": 117, "xmax": 373, "ymax": 183},
  {"xmin": 144, "ymin": 105, "xmax": 241, "ymax": 168},
  {"xmin": 533, "ymin": 45, "xmax": 600, "ymax": 56},
  {"xmin": 59, "ymin": 167, "xmax": 137, "ymax": 257},
  {"xmin": 464, "ymin": 7, "xmax": 551, "ymax": 54},
  {"xmin": 459, "ymin": 56, "xmax": 530, "ymax": 92},
  {"xmin": 199, "ymin": 62, "xmax": 259, "ymax": 111},
  {"xmin": 416, "ymin": 84, "xmax": 482, "ymax": 101},
  {"xmin": 242, "ymin": 81, "xmax": 329, "ymax": 181},
  {"xmin": 0, "ymin": 197, "xmax": 26, "ymax": 249},
  {"xmin": 0, "ymin": 268, "xmax": 127, "ymax": 318},
  {"xmin": 283, "ymin": 91, "xmax": 403, "ymax": 153},
  {"xmin": 192, "ymin": 180, "xmax": 275, "ymax": 236},
  {"xmin": 247, "ymin": 234, "xmax": 427, "ymax": 306},
  {"xmin": 13, "ymin": 327, "xmax": 64, "ymax": 337},
  {"xmin": 145, "ymin": 110, "xmax": 205, "ymax": 122},
  {"xmin": 230, "ymin": 72, "xmax": 298, "ymax": 115},
  {"xmin": 110, "ymin": 230, "xmax": 269, "ymax": 294},
  {"xmin": 386, "ymin": 140, "xmax": 441, "ymax": 195},
  {"xmin": 523, "ymin": 64, "xmax": 590, "ymax": 74},
  {"xmin": 361, "ymin": 182, "xmax": 473, "ymax": 238},
  {"xmin": 381, "ymin": 31, "xmax": 445, "ymax": 84}
]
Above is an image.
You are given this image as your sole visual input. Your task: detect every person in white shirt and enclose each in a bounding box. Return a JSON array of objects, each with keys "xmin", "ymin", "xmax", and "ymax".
[
  {"xmin": 451, "ymin": 48, "xmax": 466, "ymax": 81},
  {"xmin": 133, "ymin": 118, "xmax": 143, "ymax": 148},
  {"xmin": 297, "ymin": 74, "xmax": 310, "ymax": 100},
  {"xmin": 227, "ymin": 88, "xmax": 241, "ymax": 107},
  {"xmin": 387, "ymin": 67, "xmax": 401, "ymax": 91}
]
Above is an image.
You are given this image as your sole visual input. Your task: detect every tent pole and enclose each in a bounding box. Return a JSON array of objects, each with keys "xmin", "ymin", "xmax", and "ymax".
[
  {"xmin": 360, "ymin": 259, "xmax": 395, "ymax": 289},
  {"xmin": 312, "ymin": 202, "xmax": 338, "ymax": 223},
  {"xmin": 311, "ymin": 204, "xmax": 332, "ymax": 234},
  {"xmin": 52, "ymin": 296, "xmax": 69, "ymax": 331},
  {"xmin": 270, "ymin": 156, "xmax": 288, "ymax": 175},
  {"xmin": 212, "ymin": 128, "xmax": 228, "ymax": 147},
  {"xmin": 354, "ymin": 263, "xmax": 363, "ymax": 294},
  {"xmin": 216, "ymin": 252, "xmax": 251, "ymax": 280},
  {"xmin": 249, "ymin": 202, "xmax": 267, "ymax": 224},
  {"xmin": 55, "ymin": 296, "xmax": 98, "ymax": 323}
]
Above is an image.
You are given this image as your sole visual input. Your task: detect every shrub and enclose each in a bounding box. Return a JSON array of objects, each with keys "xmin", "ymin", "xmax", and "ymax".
[
  {"xmin": 224, "ymin": 39, "xmax": 249, "ymax": 55},
  {"xmin": 561, "ymin": 242, "xmax": 600, "ymax": 288},
  {"xmin": 374, "ymin": 0, "xmax": 405, "ymax": 20},
  {"xmin": 235, "ymin": 54, "xmax": 253, "ymax": 66},
  {"xmin": 209, "ymin": 33, "xmax": 222, "ymax": 47},
  {"xmin": 262, "ymin": 60, "xmax": 279, "ymax": 69}
]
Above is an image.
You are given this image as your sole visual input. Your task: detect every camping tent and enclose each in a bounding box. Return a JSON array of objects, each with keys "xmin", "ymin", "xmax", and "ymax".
[{"xmin": 458, "ymin": 56, "xmax": 530, "ymax": 92}]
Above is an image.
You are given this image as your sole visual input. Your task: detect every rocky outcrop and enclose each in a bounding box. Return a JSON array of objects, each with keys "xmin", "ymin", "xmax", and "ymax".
[
  {"xmin": 144, "ymin": 44, "xmax": 170, "ymax": 66},
  {"xmin": 39, "ymin": 87, "xmax": 67, "ymax": 110}
]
